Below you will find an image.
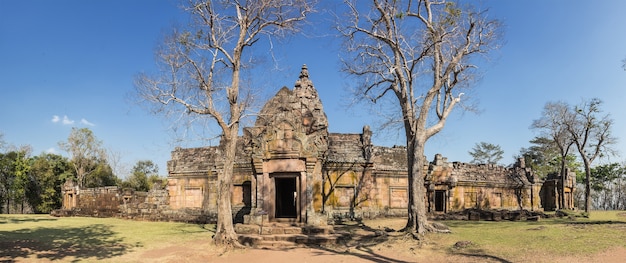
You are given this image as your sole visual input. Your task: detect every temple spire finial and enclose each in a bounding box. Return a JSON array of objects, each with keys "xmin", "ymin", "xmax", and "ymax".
[
  {"xmin": 295, "ymin": 64, "xmax": 313, "ymax": 90},
  {"xmin": 299, "ymin": 64, "xmax": 309, "ymax": 80}
]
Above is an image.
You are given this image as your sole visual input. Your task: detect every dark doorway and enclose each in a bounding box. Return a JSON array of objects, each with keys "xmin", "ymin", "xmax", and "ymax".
[
  {"xmin": 242, "ymin": 181, "xmax": 252, "ymax": 207},
  {"xmin": 275, "ymin": 177, "xmax": 297, "ymax": 218},
  {"xmin": 434, "ymin": 190, "xmax": 446, "ymax": 212}
]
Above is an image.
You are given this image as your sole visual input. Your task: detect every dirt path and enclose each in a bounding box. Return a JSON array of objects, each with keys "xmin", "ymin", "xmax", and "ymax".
[
  {"xmin": 118, "ymin": 235, "xmax": 626, "ymax": 263},
  {"xmin": 133, "ymin": 240, "xmax": 445, "ymax": 263},
  {"xmin": 134, "ymin": 243, "xmax": 626, "ymax": 263},
  {"xmin": 116, "ymin": 236, "xmax": 626, "ymax": 263},
  {"xmin": 7, "ymin": 234, "xmax": 625, "ymax": 262}
]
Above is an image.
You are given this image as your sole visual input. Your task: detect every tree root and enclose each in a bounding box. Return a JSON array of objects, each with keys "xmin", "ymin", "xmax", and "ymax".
[
  {"xmin": 403, "ymin": 222, "xmax": 451, "ymax": 240},
  {"xmin": 424, "ymin": 221, "xmax": 451, "ymax": 234},
  {"xmin": 213, "ymin": 233, "xmax": 245, "ymax": 249}
]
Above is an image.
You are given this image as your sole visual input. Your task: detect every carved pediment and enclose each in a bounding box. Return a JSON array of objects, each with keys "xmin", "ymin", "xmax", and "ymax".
[
  {"xmin": 248, "ymin": 65, "xmax": 329, "ymax": 160},
  {"xmin": 267, "ymin": 121, "xmax": 302, "ymax": 154}
]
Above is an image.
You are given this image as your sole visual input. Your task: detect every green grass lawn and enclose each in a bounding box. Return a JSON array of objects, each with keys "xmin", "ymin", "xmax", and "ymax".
[
  {"xmin": 1, "ymin": 211, "xmax": 625, "ymax": 262},
  {"xmin": 431, "ymin": 210, "xmax": 626, "ymax": 261},
  {"xmin": 0, "ymin": 214, "xmax": 214, "ymax": 262}
]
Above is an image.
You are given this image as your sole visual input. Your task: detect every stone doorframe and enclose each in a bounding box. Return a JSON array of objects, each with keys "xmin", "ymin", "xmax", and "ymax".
[
  {"xmin": 270, "ymin": 173, "xmax": 301, "ymax": 220},
  {"xmin": 252, "ymin": 158, "xmax": 309, "ymax": 223}
]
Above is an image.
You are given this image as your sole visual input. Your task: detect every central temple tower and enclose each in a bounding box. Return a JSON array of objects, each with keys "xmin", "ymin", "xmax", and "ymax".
[{"xmin": 243, "ymin": 65, "xmax": 329, "ymax": 224}]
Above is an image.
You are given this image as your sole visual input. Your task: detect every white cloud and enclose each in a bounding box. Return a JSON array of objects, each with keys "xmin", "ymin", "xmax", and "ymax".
[
  {"xmin": 62, "ymin": 115, "xmax": 74, "ymax": 125},
  {"xmin": 81, "ymin": 118, "xmax": 95, "ymax": 126},
  {"xmin": 52, "ymin": 115, "xmax": 94, "ymax": 126},
  {"xmin": 63, "ymin": 115, "xmax": 74, "ymax": 125}
]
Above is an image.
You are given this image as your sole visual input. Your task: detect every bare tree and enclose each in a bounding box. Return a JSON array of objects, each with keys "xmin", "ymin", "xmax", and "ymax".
[
  {"xmin": 337, "ymin": 0, "xmax": 501, "ymax": 237},
  {"xmin": 59, "ymin": 128, "xmax": 106, "ymax": 188},
  {"xmin": 134, "ymin": 0, "xmax": 313, "ymax": 246},
  {"xmin": 532, "ymin": 101, "xmax": 575, "ymax": 209},
  {"xmin": 107, "ymin": 148, "xmax": 129, "ymax": 180},
  {"xmin": 564, "ymin": 98, "xmax": 616, "ymax": 213},
  {"xmin": 0, "ymin": 133, "xmax": 5, "ymax": 152}
]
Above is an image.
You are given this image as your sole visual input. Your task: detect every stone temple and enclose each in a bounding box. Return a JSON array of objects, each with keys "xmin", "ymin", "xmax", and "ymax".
[{"xmin": 59, "ymin": 65, "xmax": 576, "ymax": 224}]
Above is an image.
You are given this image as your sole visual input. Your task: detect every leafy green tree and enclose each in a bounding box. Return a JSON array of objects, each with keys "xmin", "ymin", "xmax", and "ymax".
[
  {"xmin": 590, "ymin": 163, "xmax": 624, "ymax": 210},
  {"xmin": 0, "ymin": 151, "xmax": 17, "ymax": 213},
  {"xmin": 11, "ymin": 150, "xmax": 30, "ymax": 213},
  {"xmin": 518, "ymin": 136, "xmax": 581, "ymax": 179},
  {"xmin": 59, "ymin": 128, "xmax": 107, "ymax": 188},
  {"xmin": 147, "ymin": 174, "xmax": 166, "ymax": 190},
  {"xmin": 0, "ymin": 149, "xmax": 34, "ymax": 214},
  {"xmin": 123, "ymin": 160, "xmax": 159, "ymax": 191},
  {"xmin": 84, "ymin": 161, "xmax": 118, "ymax": 188},
  {"xmin": 518, "ymin": 137, "xmax": 559, "ymax": 178},
  {"xmin": 469, "ymin": 142, "xmax": 504, "ymax": 165},
  {"xmin": 29, "ymin": 153, "xmax": 74, "ymax": 213}
]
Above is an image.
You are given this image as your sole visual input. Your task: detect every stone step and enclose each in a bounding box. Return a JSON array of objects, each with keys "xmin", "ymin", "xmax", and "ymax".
[
  {"xmin": 302, "ymin": 225, "xmax": 335, "ymax": 235},
  {"xmin": 263, "ymin": 234, "xmax": 308, "ymax": 242},
  {"xmin": 238, "ymin": 233, "xmax": 342, "ymax": 248},
  {"xmin": 294, "ymin": 234, "xmax": 341, "ymax": 246},
  {"xmin": 234, "ymin": 223, "xmax": 335, "ymax": 235},
  {"xmin": 256, "ymin": 240, "xmax": 304, "ymax": 249}
]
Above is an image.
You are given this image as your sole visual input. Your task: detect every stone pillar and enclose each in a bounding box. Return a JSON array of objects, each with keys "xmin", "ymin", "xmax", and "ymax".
[
  {"xmin": 300, "ymin": 170, "xmax": 307, "ymax": 223},
  {"xmin": 262, "ymin": 171, "xmax": 271, "ymax": 218}
]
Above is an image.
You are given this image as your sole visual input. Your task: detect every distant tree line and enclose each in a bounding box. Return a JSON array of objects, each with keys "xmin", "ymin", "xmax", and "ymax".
[
  {"xmin": 0, "ymin": 128, "xmax": 164, "ymax": 214},
  {"xmin": 474, "ymin": 98, "xmax": 621, "ymax": 212},
  {"xmin": 520, "ymin": 98, "xmax": 617, "ymax": 212},
  {"xmin": 588, "ymin": 162, "xmax": 626, "ymax": 210}
]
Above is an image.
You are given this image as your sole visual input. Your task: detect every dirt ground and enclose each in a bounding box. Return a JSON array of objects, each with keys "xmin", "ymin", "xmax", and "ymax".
[
  {"xmin": 124, "ymin": 217, "xmax": 626, "ymax": 263},
  {"xmin": 129, "ymin": 238, "xmax": 626, "ymax": 263},
  {"xmin": 4, "ymin": 216, "xmax": 626, "ymax": 262}
]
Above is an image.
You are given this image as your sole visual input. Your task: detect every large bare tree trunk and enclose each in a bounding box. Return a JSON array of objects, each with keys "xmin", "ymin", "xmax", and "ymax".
[
  {"xmin": 134, "ymin": 1, "xmax": 312, "ymax": 247},
  {"xmin": 405, "ymin": 136, "xmax": 428, "ymax": 236},
  {"xmin": 583, "ymin": 159, "xmax": 592, "ymax": 213},
  {"xmin": 337, "ymin": 1, "xmax": 501, "ymax": 239},
  {"xmin": 560, "ymin": 159, "xmax": 566, "ymax": 209},
  {"xmin": 213, "ymin": 125, "xmax": 241, "ymax": 247}
]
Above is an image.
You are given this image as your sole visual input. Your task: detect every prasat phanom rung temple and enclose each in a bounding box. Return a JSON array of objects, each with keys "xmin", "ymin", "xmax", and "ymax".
[{"xmin": 57, "ymin": 65, "xmax": 576, "ymax": 225}]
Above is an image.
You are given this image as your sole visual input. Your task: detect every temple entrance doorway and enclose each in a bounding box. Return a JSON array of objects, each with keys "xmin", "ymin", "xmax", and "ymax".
[
  {"xmin": 275, "ymin": 176, "xmax": 298, "ymax": 218},
  {"xmin": 434, "ymin": 190, "xmax": 446, "ymax": 212}
]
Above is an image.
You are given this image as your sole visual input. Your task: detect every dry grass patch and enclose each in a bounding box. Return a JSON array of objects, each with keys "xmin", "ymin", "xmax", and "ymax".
[
  {"xmin": 2, "ymin": 211, "xmax": 626, "ymax": 262},
  {"xmin": 0, "ymin": 214, "xmax": 215, "ymax": 262}
]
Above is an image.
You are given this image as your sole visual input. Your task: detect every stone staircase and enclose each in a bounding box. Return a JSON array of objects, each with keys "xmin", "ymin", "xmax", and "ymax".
[{"xmin": 236, "ymin": 222, "xmax": 344, "ymax": 249}]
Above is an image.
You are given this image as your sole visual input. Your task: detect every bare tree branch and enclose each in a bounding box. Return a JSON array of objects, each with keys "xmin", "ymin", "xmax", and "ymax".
[
  {"xmin": 134, "ymin": 0, "xmax": 314, "ymax": 247},
  {"xmin": 338, "ymin": 0, "xmax": 502, "ymax": 236}
]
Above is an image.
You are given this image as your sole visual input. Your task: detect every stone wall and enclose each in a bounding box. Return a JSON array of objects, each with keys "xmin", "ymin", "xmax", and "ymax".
[
  {"xmin": 54, "ymin": 181, "xmax": 221, "ymax": 224},
  {"xmin": 56, "ymin": 66, "xmax": 571, "ymax": 224},
  {"xmin": 426, "ymin": 154, "xmax": 542, "ymax": 212}
]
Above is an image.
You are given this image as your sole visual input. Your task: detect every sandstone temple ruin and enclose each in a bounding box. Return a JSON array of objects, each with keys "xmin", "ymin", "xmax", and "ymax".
[{"xmin": 59, "ymin": 65, "xmax": 576, "ymax": 224}]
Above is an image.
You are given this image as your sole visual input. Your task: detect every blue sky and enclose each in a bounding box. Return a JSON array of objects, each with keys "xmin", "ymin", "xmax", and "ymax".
[{"xmin": 1, "ymin": 1, "xmax": 625, "ymax": 177}]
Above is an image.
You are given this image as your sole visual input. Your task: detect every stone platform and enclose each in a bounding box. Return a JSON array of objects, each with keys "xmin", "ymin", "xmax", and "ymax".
[{"xmin": 235, "ymin": 223, "xmax": 344, "ymax": 249}]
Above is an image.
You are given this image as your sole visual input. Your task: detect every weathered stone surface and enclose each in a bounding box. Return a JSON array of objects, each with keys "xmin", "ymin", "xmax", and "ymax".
[{"xmin": 58, "ymin": 65, "xmax": 572, "ymax": 226}]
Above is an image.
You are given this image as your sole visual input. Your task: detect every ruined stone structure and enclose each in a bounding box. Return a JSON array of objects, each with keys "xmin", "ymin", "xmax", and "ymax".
[
  {"xmin": 59, "ymin": 65, "xmax": 575, "ymax": 224},
  {"xmin": 540, "ymin": 168, "xmax": 577, "ymax": 211}
]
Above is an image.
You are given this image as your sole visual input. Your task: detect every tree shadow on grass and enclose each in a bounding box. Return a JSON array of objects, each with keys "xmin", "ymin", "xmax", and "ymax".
[
  {"xmin": 0, "ymin": 224, "xmax": 132, "ymax": 262},
  {"xmin": 0, "ymin": 216, "xmax": 58, "ymax": 224}
]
